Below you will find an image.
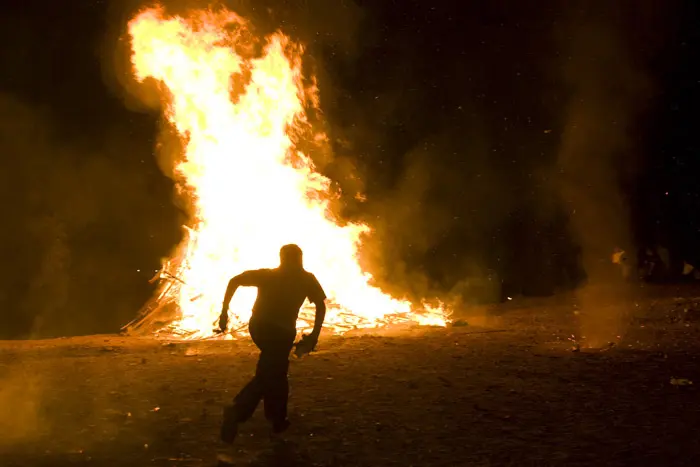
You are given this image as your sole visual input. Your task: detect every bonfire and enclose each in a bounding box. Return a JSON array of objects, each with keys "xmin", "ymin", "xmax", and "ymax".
[{"xmin": 121, "ymin": 5, "xmax": 447, "ymax": 340}]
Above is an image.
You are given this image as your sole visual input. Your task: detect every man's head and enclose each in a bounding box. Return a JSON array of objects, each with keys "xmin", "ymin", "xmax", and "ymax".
[{"xmin": 279, "ymin": 244, "xmax": 303, "ymax": 270}]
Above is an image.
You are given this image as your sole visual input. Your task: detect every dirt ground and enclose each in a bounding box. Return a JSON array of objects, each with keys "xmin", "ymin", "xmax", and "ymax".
[{"xmin": 1, "ymin": 284, "xmax": 700, "ymax": 466}]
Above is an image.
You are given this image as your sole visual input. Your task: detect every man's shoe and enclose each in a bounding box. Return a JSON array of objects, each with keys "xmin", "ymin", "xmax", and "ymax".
[
  {"xmin": 220, "ymin": 406, "xmax": 239, "ymax": 444},
  {"xmin": 272, "ymin": 419, "xmax": 290, "ymax": 434}
]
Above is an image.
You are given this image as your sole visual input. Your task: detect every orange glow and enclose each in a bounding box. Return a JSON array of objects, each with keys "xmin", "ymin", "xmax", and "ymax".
[{"xmin": 125, "ymin": 5, "xmax": 447, "ymax": 339}]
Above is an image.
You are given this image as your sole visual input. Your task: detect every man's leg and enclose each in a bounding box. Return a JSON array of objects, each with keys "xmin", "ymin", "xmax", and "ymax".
[
  {"xmin": 258, "ymin": 327, "xmax": 296, "ymax": 430},
  {"xmin": 231, "ymin": 376, "xmax": 263, "ymax": 420},
  {"xmin": 220, "ymin": 323, "xmax": 266, "ymax": 443}
]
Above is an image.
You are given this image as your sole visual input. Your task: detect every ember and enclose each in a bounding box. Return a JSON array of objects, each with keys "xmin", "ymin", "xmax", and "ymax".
[{"xmin": 122, "ymin": 5, "xmax": 447, "ymax": 339}]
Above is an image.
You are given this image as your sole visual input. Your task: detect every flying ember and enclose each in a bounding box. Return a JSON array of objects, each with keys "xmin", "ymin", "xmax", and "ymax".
[{"xmin": 123, "ymin": 5, "xmax": 447, "ymax": 339}]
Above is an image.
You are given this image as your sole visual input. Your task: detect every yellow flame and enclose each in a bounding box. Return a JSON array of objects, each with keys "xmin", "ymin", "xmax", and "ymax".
[{"xmin": 127, "ymin": 6, "xmax": 447, "ymax": 339}]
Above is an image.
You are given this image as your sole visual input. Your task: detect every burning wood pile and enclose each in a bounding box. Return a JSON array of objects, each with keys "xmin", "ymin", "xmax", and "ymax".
[{"xmin": 120, "ymin": 5, "xmax": 447, "ymax": 340}]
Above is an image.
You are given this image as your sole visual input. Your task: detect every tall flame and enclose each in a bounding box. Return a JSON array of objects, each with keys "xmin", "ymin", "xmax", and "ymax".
[{"xmin": 125, "ymin": 6, "xmax": 446, "ymax": 339}]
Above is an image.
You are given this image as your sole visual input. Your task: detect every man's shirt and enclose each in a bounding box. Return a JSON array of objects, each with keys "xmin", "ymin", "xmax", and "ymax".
[{"xmin": 236, "ymin": 268, "xmax": 326, "ymax": 330}]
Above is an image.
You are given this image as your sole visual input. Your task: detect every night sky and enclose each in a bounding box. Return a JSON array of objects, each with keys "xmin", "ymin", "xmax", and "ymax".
[{"xmin": 0, "ymin": 0, "xmax": 698, "ymax": 338}]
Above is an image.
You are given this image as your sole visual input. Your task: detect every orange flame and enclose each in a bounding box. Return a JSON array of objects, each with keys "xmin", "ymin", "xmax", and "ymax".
[{"xmin": 126, "ymin": 6, "xmax": 447, "ymax": 339}]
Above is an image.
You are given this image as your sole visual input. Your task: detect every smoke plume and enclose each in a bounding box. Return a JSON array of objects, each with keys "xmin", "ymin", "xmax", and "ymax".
[
  {"xmin": 0, "ymin": 93, "xmax": 180, "ymax": 338},
  {"xmin": 554, "ymin": 2, "xmax": 660, "ymax": 345}
]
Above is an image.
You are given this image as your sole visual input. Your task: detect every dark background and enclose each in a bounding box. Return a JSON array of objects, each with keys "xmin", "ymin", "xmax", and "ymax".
[{"xmin": 0, "ymin": 0, "xmax": 697, "ymax": 338}]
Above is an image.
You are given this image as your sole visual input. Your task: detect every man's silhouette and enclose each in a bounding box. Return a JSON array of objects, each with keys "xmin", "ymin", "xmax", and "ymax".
[{"xmin": 218, "ymin": 244, "xmax": 326, "ymax": 444}]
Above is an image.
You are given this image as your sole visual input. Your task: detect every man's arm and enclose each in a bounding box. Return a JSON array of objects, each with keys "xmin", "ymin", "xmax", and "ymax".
[
  {"xmin": 218, "ymin": 276, "xmax": 240, "ymax": 332},
  {"xmin": 221, "ymin": 277, "xmax": 241, "ymax": 311},
  {"xmin": 307, "ymin": 273, "xmax": 327, "ymax": 341},
  {"xmin": 309, "ymin": 299, "xmax": 326, "ymax": 339},
  {"xmin": 219, "ymin": 270, "xmax": 265, "ymax": 332}
]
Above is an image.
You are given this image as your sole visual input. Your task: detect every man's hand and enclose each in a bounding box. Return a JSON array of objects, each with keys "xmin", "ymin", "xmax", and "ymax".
[
  {"xmin": 294, "ymin": 333, "xmax": 319, "ymax": 358},
  {"xmin": 219, "ymin": 309, "xmax": 229, "ymax": 333}
]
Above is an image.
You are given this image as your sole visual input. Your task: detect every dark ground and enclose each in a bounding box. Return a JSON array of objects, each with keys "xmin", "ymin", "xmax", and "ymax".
[{"xmin": 1, "ymin": 284, "xmax": 699, "ymax": 467}]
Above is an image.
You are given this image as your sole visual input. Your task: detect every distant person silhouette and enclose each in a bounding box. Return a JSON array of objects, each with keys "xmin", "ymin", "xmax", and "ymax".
[{"xmin": 218, "ymin": 244, "xmax": 327, "ymax": 444}]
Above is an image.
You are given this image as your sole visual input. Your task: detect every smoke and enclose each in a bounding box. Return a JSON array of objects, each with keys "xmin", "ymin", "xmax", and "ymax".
[
  {"xmin": 354, "ymin": 125, "xmax": 513, "ymax": 309},
  {"xmin": 553, "ymin": 2, "xmax": 661, "ymax": 346},
  {"xmin": 314, "ymin": 2, "xmax": 565, "ymax": 309},
  {"xmin": 0, "ymin": 93, "xmax": 180, "ymax": 339}
]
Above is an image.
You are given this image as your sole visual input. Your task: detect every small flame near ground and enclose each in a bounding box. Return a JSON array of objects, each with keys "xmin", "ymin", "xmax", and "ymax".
[{"xmin": 121, "ymin": 5, "xmax": 448, "ymax": 339}]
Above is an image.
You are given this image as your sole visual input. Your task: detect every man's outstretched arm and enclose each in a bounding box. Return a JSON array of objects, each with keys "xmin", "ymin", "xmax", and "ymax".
[
  {"xmin": 219, "ymin": 270, "xmax": 263, "ymax": 332},
  {"xmin": 222, "ymin": 276, "xmax": 241, "ymax": 309},
  {"xmin": 219, "ymin": 276, "xmax": 241, "ymax": 332}
]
